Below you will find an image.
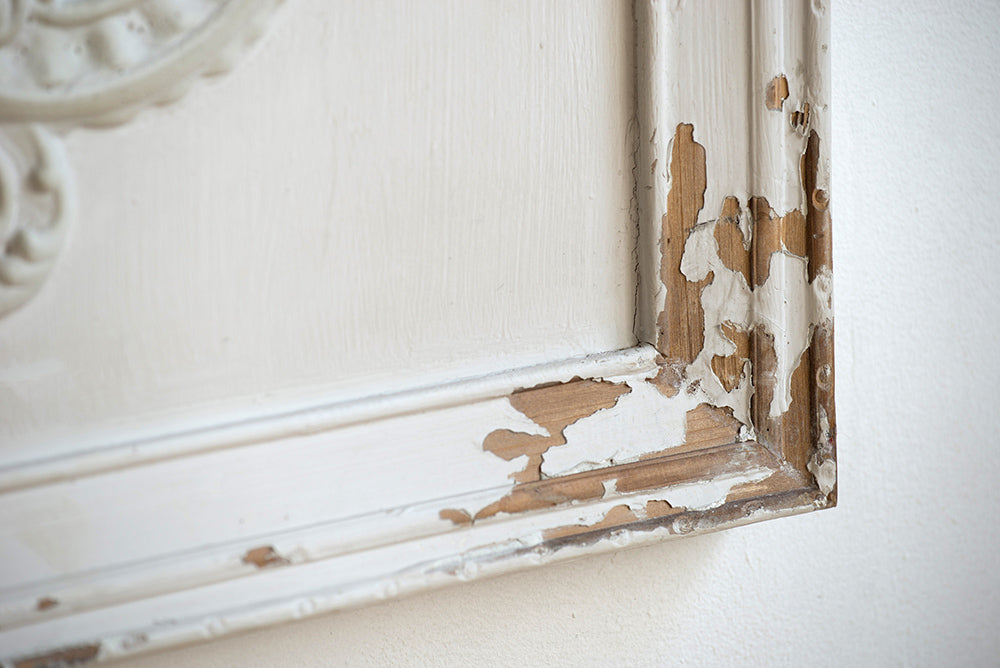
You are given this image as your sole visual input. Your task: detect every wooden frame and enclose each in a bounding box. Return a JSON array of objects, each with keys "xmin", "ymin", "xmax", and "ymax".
[{"xmin": 0, "ymin": 1, "xmax": 834, "ymax": 664}]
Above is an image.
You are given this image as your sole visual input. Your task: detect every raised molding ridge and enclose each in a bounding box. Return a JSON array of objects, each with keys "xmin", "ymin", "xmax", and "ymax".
[{"xmin": 0, "ymin": 346, "xmax": 659, "ymax": 493}]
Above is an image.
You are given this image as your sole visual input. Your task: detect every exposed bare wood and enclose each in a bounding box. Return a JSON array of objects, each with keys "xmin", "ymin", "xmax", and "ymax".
[
  {"xmin": 714, "ymin": 196, "xmax": 751, "ymax": 285},
  {"xmin": 543, "ymin": 485, "xmax": 824, "ymax": 551},
  {"xmin": 544, "ymin": 504, "xmax": 643, "ymax": 540},
  {"xmin": 637, "ymin": 404, "xmax": 744, "ymax": 458},
  {"xmin": 438, "ymin": 509, "xmax": 473, "ymax": 525},
  {"xmin": 482, "ymin": 379, "xmax": 631, "ymax": 483},
  {"xmin": 710, "ymin": 322, "xmax": 751, "ymax": 393},
  {"xmin": 657, "ymin": 123, "xmax": 710, "ymax": 374},
  {"xmin": 749, "ymin": 197, "xmax": 808, "ymax": 286},
  {"xmin": 803, "ymin": 131, "xmax": 832, "ymax": 279},
  {"xmin": 452, "ymin": 401, "xmax": 747, "ymax": 524},
  {"xmin": 14, "ymin": 644, "xmax": 100, "ymax": 668},
  {"xmin": 542, "ymin": 462, "xmax": 813, "ymax": 542},
  {"xmin": 802, "ymin": 130, "xmax": 837, "ymax": 502},
  {"xmin": 765, "ymin": 74, "xmax": 789, "ymax": 110},
  {"xmin": 241, "ymin": 546, "xmax": 289, "ymax": 569},
  {"xmin": 790, "ymin": 102, "xmax": 811, "ymax": 131},
  {"xmin": 474, "ymin": 440, "xmax": 798, "ymax": 520},
  {"xmin": 751, "ymin": 320, "xmax": 812, "ymax": 472},
  {"xmin": 737, "ymin": 121, "xmax": 832, "ymax": 480},
  {"xmin": 647, "ymin": 361, "xmax": 681, "ymax": 398}
]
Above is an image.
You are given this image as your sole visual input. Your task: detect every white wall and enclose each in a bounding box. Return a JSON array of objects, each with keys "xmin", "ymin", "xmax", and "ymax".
[{"xmin": 112, "ymin": 1, "xmax": 1000, "ymax": 665}]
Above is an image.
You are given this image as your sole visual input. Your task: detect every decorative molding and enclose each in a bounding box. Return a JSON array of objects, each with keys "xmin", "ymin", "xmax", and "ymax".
[
  {"xmin": 0, "ymin": 2, "xmax": 834, "ymax": 664},
  {"xmin": 0, "ymin": 0, "xmax": 283, "ymax": 126},
  {"xmin": 0, "ymin": 124, "xmax": 72, "ymax": 316},
  {"xmin": 0, "ymin": 0, "xmax": 283, "ymax": 318}
]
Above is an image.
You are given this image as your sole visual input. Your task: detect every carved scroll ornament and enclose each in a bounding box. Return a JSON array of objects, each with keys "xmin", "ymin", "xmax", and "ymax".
[{"xmin": 0, "ymin": 0, "xmax": 282, "ymax": 318}]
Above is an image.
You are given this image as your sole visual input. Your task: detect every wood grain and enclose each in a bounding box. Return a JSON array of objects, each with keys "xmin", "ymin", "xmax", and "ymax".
[
  {"xmin": 749, "ymin": 130, "xmax": 833, "ymax": 476},
  {"xmin": 749, "ymin": 197, "xmax": 807, "ymax": 287},
  {"xmin": 657, "ymin": 123, "xmax": 710, "ymax": 374},
  {"xmin": 476, "ymin": 439, "xmax": 795, "ymax": 520},
  {"xmin": 765, "ymin": 74, "xmax": 789, "ymax": 110},
  {"xmin": 713, "ymin": 195, "xmax": 751, "ymax": 285},
  {"xmin": 482, "ymin": 379, "xmax": 631, "ymax": 483},
  {"xmin": 803, "ymin": 131, "xmax": 837, "ymax": 502},
  {"xmin": 710, "ymin": 322, "xmax": 751, "ymax": 393},
  {"xmin": 644, "ymin": 403, "xmax": 743, "ymax": 457}
]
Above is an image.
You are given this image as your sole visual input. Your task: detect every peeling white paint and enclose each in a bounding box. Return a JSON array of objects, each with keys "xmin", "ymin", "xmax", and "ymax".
[
  {"xmin": 476, "ymin": 399, "xmax": 549, "ymax": 483},
  {"xmin": 680, "ymin": 219, "xmax": 833, "ymax": 421},
  {"xmin": 539, "ymin": 372, "xmax": 702, "ymax": 477},
  {"xmin": 658, "ymin": 467, "xmax": 775, "ymax": 511},
  {"xmin": 0, "ymin": 464, "xmax": 805, "ymax": 665},
  {"xmin": 679, "ymin": 221, "xmax": 754, "ymax": 425},
  {"xmin": 755, "ymin": 251, "xmax": 817, "ymax": 417},
  {"xmin": 532, "ymin": 218, "xmax": 835, "ymax": 475},
  {"xmin": 639, "ymin": 0, "xmax": 832, "ymax": 429},
  {"xmin": 807, "ymin": 405, "xmax": 836, "ymax": 497},
  {"xmin": 0, "ymin": 1, "xmax": 834, "ymax": 662},
  {"xmin": 807, "ymin": 457, "xmax": 836, "ymax": 498},
  {"xmin": 0, "ymin": 345, "xmax": 658, "ymax": 493}
]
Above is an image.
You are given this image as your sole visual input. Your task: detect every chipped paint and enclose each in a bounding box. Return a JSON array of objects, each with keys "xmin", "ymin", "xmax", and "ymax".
[
  {"xmin": 755, "ymin": 251, "xmax": 828, "ymax": 417},
  {"xmin": 438, "ymin": 509, "xmax": 472, "ymax": 526},
  {"xmin": 711, "ymin": 322, "xmax": 750, "ymax": 392},
  {"xmin": 482, "ymin": 379, "xmax": 631, "ymax": 483},
  {"xmin": 657, "ymin": 467, "xmax": 775, "ymax": 511},
  {"xmin": 0, "ymin": 5, "xmax": 833, "ymax": 662},
  {"xmin": 34, "ymin": 597, "xmax": 57, "ymax": 612},
  {"xmin": 662, "ymin": 122, "xmax": 833, "ymax": 422},
  {"xmin": 456, "ymin": 366, "xmax": 754, "ymax": 519},
  {"xmin": 541, "ymin": 374, "xmax": 702, "ymax": 477},
  {"xmin": 807, "ymin": 405, "xmax": 837, "ymax": 497},
  {"xmin": 241, "ymin": 546, "xmax": 289, "ymax": 569},
  {"xmin": 790, "ymin": 103, "xmax": 811, "ymax": 131},
  {"xmin": 765, "ymin": 74, "xmax": 789, "ymax": 110},
  {"xmin": 13, "ymin": 643, "xmax": 100, "ymax": 668},
  {"xmin": 807, "ymin": 456, "xmax": 836, "ymax": 498},
  {"xmin": 446, "ymin": 432, "xmax": 784, "ymax": 527}
]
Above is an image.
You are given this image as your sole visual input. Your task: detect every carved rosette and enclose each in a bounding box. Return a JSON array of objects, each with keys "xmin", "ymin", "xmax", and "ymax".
[{"xmin": 0, "ymin": 0, "xmax": 282, "ymax": 317}]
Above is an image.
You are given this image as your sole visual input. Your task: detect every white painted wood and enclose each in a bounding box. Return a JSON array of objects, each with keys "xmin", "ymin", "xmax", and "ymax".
[
  {"xmin": 0, "ymin": 1, "xmax": 832, "ymax": 664},
  {"xmin": 0, "ymin": 349, "xmax": 658, "ymax": 619},
  {"xmin": 0, "ymin": 0, "xmax": 638, "ymax": 466}
]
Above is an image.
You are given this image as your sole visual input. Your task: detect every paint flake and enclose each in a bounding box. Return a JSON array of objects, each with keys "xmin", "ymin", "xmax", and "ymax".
[
  {"xmin": 658, "ymin": 468, "xmax": 774, "ymax": 511},
  {"xmin": 242, "ymin": 546, "xmax": 289, "ymax": 569},
  {"xmin": 766, "ymin": 75, "xmax": 789, "ymax": 110},
  {"xmin": 540, "ymin": 377, "xmax": 701, "ymax": 477}
]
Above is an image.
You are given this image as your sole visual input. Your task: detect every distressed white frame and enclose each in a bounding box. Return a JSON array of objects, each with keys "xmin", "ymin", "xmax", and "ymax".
[{"xmin": 0, "ymin": 1, "xmax": 834, "ymax": 664}]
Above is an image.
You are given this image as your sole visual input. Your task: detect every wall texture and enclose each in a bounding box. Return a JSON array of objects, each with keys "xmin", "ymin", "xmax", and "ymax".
[{"xmin": 114, "ymin": 1, "xmax": 1000, "ymax": 665}]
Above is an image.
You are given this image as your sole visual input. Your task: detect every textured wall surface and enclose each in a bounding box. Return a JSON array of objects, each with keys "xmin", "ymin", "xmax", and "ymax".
[{"xmin": 113, "ymin": 1, "xmax": 1000, "ymax": 665}]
